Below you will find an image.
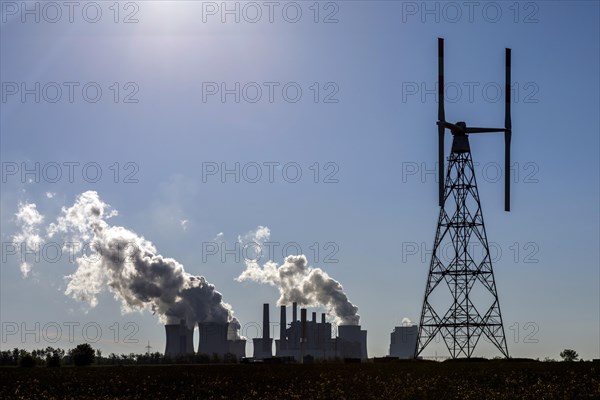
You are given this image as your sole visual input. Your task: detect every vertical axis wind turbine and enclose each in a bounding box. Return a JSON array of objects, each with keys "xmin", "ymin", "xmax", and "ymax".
[{"xmin": 416, "ymin": 38, "xmax": 511, "ymax": 359}]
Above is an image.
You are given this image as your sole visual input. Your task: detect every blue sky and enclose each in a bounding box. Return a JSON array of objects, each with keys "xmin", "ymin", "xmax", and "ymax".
[{"xmin": 1, "ymin": 1, "xmax": 598, "ymax": 359}]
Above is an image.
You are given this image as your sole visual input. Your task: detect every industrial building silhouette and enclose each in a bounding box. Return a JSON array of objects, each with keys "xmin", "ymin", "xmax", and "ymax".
[
  {"xmin": 389, "ymin": 324, "xmax": 418, "ymax": 359},
  {"xmin": 164, "ymin": 320, "xmax": 245, "ymax": 359},
  {"xmin": 164, "ymin": 302, "xmax": 368, "ymax": 361},
  {"xmin": 271, "ymin": 302, "xmax": 368, "ymax": 361}
]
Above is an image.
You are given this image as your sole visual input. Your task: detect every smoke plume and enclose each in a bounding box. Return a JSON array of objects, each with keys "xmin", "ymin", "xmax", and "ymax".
[
  {"xmin": 237, "ymin": 228, "xmax": 360, "ymax": 325},
  {"xmin": 44, "ymin": 191, "xmax": 240, "ymax": 332},
  {"xmin": 13, "ymin": 202, "xmax": 44, "ymax": 278}
]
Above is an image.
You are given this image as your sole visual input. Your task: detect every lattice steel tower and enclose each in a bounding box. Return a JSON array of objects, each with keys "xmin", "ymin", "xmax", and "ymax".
[{"xmin": 415, "ymin": 38, "xmax": 511, "ymax": 359}]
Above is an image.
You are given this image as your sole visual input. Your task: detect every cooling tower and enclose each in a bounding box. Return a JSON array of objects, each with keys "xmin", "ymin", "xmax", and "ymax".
[
  {"xmin": 164, "ymin": 319, "xmax": 194, "ymax": 357},
  {"xmin": 164, "ymin": 325, "xmax": 179, "ymax": 357},
  {"xmin": 389, "ymin": 324, "xmax": 419, "ymax": 359},
  {"xmin": 198, "ymin": 322, "xmax": 228, "ymax": 356},
  {"xmin": 227, "ymin": 339, "xmax": 246, "ymax": 359},
  {"xmin": 360, "ymin": 329, "xmax": 368, "ymax": 360}
]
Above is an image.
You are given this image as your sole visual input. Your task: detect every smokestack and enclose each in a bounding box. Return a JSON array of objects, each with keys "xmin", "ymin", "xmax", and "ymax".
[
  {"xmin": 280, "ymin": 305, "xmax": 286, "ymax": 348},
  {"xmin": 301, "ymin": 308, "xmax": 307, "ymax": 339},
  {"xmin": 312, "ymin": 312, "xmax": 316, "ymax": 323},
  {"xmin": 263, "ymin": 303, "xmax": 270, "ymax": 353},
  {"xmin": 263, "ymin": 303, "xmax": 270, "ymax": 340},
  {"xmin": 293, "ymin": 302, "xmax": 297, "ymax": 322},
  {"xmin": 321, "ymin": 313, "xmax": 325, "ymax": 324},
  {"xmin": 301, "ymin": 308, "xmax": 307, "ymax": 364}
]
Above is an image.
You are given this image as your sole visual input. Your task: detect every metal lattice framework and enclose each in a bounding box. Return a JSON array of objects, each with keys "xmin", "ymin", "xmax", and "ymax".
[
  {"xmin": 415, "ymin": 147, "xmax": 509, "ymax": 358},
  {"xmin": 415, "ymin": 38, "xmax": 512, "ymax": 359}
]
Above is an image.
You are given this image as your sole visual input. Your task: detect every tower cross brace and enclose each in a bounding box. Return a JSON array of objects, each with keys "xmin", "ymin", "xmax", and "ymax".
[{"xmin": 416, "ymin": 136, "xmax": 509, "ymax": 358}]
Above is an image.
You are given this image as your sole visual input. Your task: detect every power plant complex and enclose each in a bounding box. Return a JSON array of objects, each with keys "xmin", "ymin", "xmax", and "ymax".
[
  {"xmin": 263, "ymin": 302, "xmax": 368, "ymax": 361},
  {"xmin": 164, "ymin": 302, "xmax": 368, "ymax": 362}
]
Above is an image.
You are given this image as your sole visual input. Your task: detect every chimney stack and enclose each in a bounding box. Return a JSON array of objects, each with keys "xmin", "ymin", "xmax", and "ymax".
[
  {"xmin": 280, "ymin": 305, "xmax": 286, "ymax": 350},
  {"xmin": 312, "ymin": 312, "xmax": 316, "ymax": 323},
  {"xmin": 300, "ymin": 308, "xmax": 307, "ymax": 363},
  {"xmin": 321, "ymin": 313, "xmax": 326, "ymax": 324},
  {"xmin": 263, "ymin": 303, "xmax": 270, "ymax": 340},
  {"xmin": 301, "ymin": 308, "xmax": 307, "ymax": 341},
  {"xmin": 292, "ymin": 302, "xmax": 297, "ymax": 322},
  {"xmin": 263, "ymin": 303, "xmax": 270, "ymax": 352}
]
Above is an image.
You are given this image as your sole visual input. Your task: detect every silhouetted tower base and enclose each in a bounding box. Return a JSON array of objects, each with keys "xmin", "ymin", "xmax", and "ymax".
[{"xmin": 416, "ymin": 134, "xmax": 509, "ymax": 359}]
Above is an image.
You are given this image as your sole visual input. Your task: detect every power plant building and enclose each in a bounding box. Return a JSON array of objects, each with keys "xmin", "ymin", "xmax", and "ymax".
[
  {"xmin": 337, "ymin": 325, "xmax": 368, "ymax": 360},
  {"xmin": 256, "ymin": 302, "xmax": 368, "ymax": 361},
  {"xmin": 164, "ymin": 302, "xmax": 371, "ymax": 362},
  {"xmin": 389, "ymin": 323, "xmax": 418, "ymax": 359}
]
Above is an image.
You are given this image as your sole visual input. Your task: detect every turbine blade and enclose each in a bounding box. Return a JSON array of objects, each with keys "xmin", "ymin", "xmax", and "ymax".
[
  {"xmin": 438, "ymin": 38, "xmax": 445, "ymax": 207},
  {"xmin": 438, "ymin": 38, "xmax": 445, "ymax": 122},
  {"xmin": 439, "ymin": 125, "xmax": 444, "ymax": 207},
  {"xmin": 505, "ymin": 48, "xmax": 512, "ymax": 212},
  {"xmin": 505, "ymin": 48, "xmax": 512, "ymax": 132},
  {"xmin": 505, "ymin": 131, "xmax": 511, "ymax": 212}
]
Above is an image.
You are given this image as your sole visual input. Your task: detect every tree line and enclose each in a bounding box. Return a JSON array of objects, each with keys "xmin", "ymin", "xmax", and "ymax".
[
  {"xmin": 0, "ymin": 345, "xmax": 583, "ymax": 367},
  {"xmin": 0, "ymin": 344, "xmax": 241, "ymax": 367}
]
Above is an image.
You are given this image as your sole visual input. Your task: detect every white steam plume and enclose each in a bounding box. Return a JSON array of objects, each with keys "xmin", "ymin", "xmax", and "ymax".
[
  {"xmin": 13, "ymin": 202, "xmax": 44, "ymax": 278},
  {"xmin": 236, "ymin": 227, "xmax": 360, "ymax": 325},
  {"xmin": 46, "ymin": 191, "xmax": 241, "ymax": 333}
]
